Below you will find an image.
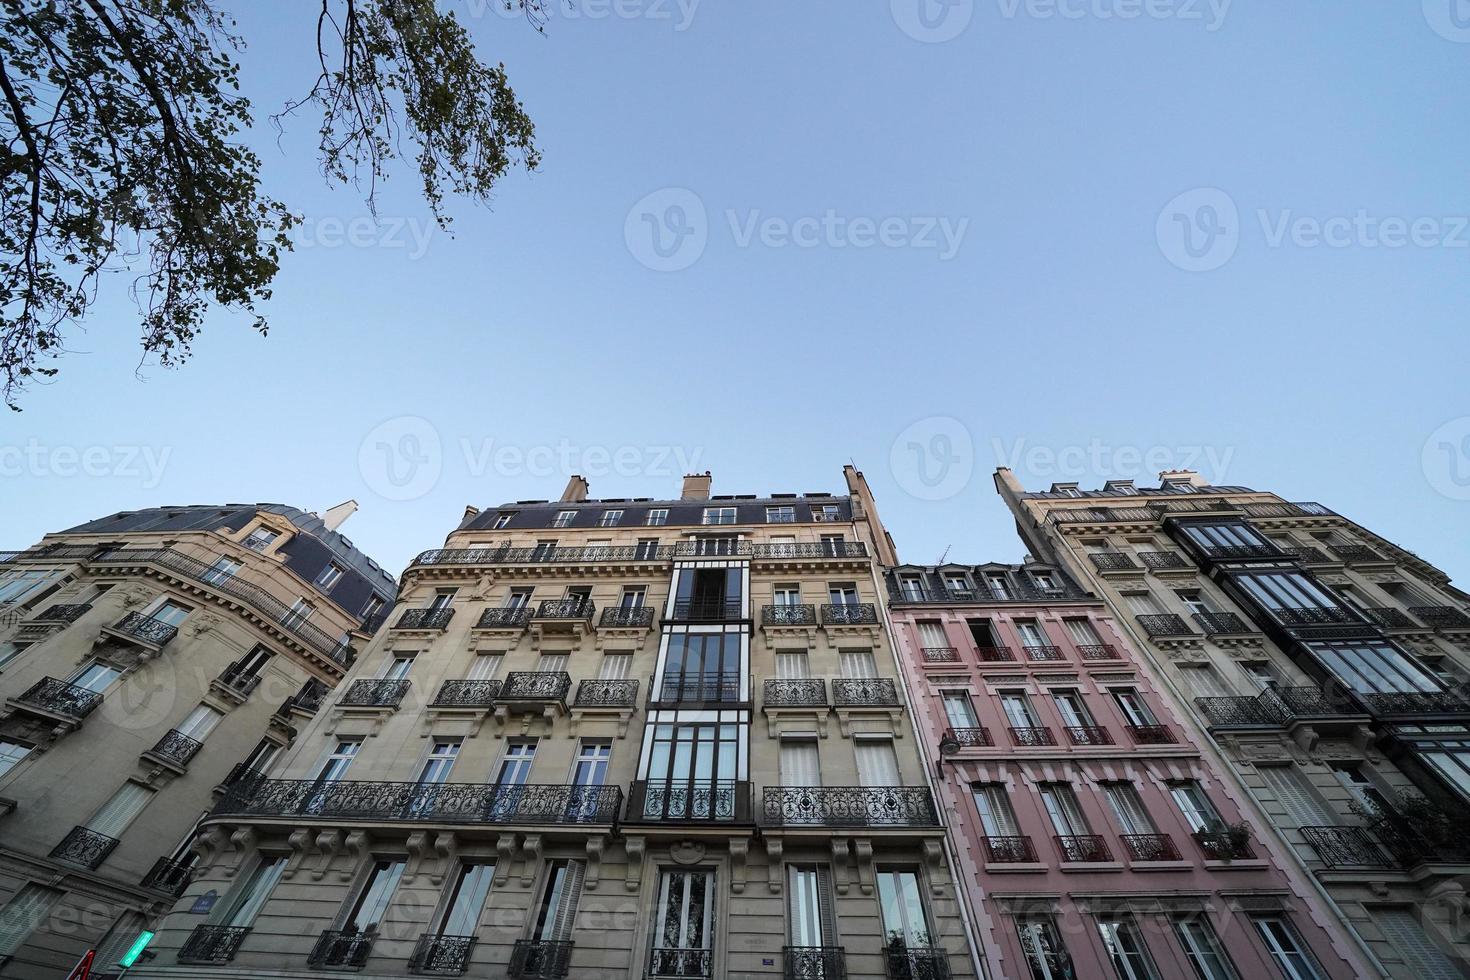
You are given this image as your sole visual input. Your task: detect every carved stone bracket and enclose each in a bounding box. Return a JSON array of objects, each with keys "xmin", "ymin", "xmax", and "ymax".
[
  {"xmin": 192, "ymin": 826, "xmax": 228, "ymax": 872},
  {"xmin": 282, "ymin": 828, "xmax": 313, "ymax": 879},
  {"xmin": 341, "ymin": 830, "xmax": 371, "ymax": 882},
  {"xmin": 405, "ymin": 831, "xmax": 431, "ymax": 884},
  {"xmin": 312, "ymin": 829, "xmax": 343, "ymax": 882},
  {"xmin": 922, "ymin": 840, "xmax": 945, "ymax": 896},
  {"xmin": 432, "ymin": 833, "xmax": 457, "ymax": 886},
  {"xmin": 830, "ymin": 838, "xmax": 851, "ymax": 895},
  {"xmin": 728, "ymin": 838, "xmax": 749, "ymax": 894},
  {"xmin": 520, "ymin": 835, "xmax": 542, "ymax": 887},
  {"xmin": 624, "ymin": 836, "xmax": 646, "ymax": 892},
  {"xmin": 496, "ymin": 833, "xmax": 518, "ymax": 887},
  {"xmin": 765, "ymin": 838, "xmax": 784, "ymax": 894},
  {"xmin": 585, "ymin": 835, "xmax": 605, "ymax": 891},
  {"xmin": 853, "ymin": 839, "xmax": 875, "ymax": 895},
  {"xmin": 223, "ymin": 827, "xmax": 257, "ymax": 879}
]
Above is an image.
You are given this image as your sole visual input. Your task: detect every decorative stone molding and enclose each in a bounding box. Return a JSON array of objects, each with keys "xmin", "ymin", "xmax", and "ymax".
[
  {"xmin": 223, "ymin": 827, "xmax": 257, "ymax": 878},
  {"xmin": 312, "ymin": 829, "xmax": 343, "ymax": 882},
  {"xmin": 669, "ymin": 840, "xmax": 706, "ymax": 866},
  {"xmin": 853, "ymin": 839, "xmax": 875, "ymax": 895},
  {"xmin": 282, "ymin": 828, "xmax": 313, "ymax": 879},
  {"xmin": 496, "ymin": 833, "xmax": 518, "ymax": 887},
  {"xmin": 431, "ymin": 833, "xmax": 457, "ymax": 886},
  {"xmin": 728, "ymin": 838, "xmax": 749, "ymax": 894},
  {"xmin": 624, "ymin": 836, "xmax": 646, "ymax": 892},
  {"xmin": 831, "ymin": 838, "xmax": 851, "ymax": 895},
  {"xmin": 341, "ymin": 830, "xmax": 371, "ymax": 881},
  {"xmin": 922, "ymin": 841, "xmax": 945, "ymax": 896},
  {"xmin": 584, "ymin": 835, "xmax": 604, "ymax": 890},
  {"xmin": 520, "ymin": 835, "xmax": 542, "ymax": 887},
  {"xmin": 764, "ymin": 839, "xmax": 784, "ymax": 894},
  {"xmin": 404, "ymin": 831, "xmax": 431, "ymax": 883}
]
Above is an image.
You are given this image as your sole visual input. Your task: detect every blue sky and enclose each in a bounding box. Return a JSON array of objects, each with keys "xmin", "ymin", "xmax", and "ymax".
[{"xmin": 5, "ymin": 1, "xmax": 1470, "ymax": 582}]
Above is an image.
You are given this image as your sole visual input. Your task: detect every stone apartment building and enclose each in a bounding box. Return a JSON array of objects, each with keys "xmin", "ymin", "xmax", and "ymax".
[
  {"xmin": 0, "ymin": 503, "xmax": 395, "ymax": 978},
  {"xmin": 130, "ymin": 469, "xmax": 979, "ymax": 980},
  {"xmin": 995, "ymin": 466, "xmax": 1470, "ymax": 978},
  {"xmin": 885, "ymin": 559, "xmax": 1374, "ymax": 980}
]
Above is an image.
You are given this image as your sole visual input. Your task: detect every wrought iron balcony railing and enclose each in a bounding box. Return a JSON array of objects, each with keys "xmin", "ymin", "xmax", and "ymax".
[
  {"xmin": 30, "ymin": 602, "xmax": 91, "ymax": 624},
  {"xmin": 1136, "ymin": 614, "xmax": 1194, "ymax": 638},
  {"xmin": 784, "ymin": 946, "xmax": 847, "ymax": 980},
  {"xmin": 179, "ymin": 925, "xmax": 250, "ymax": 964},
  {"xmin": 217, "ymin": 660, "xmax": 263, "ymax": 696},
  {"xmin": 1193, "ymin": 831, "xmax": 1253, "ymax": 860},
  {"xmin": 1120, "ymin": 833, "xmax": 1180, "ymax": 861},
  {"xmin": 509, "ymin": 940, "xmax": 573, "ymax": 980},
  {"xmin": 1008, "ymin": 726, "xmax": 1056, "ymax": 747},
  {"xmin": 627, "ymin": 780, "xmax": 750, "ymax": 823},
  {"xmin": 411, "ymin": 934, "xmax": 477, "ymax": 976},
  {"xmin": 763, "ymin": 604, "xmax": 817, "ymax": 627},
  {"xmin": 534, "ymin": 598, "xmax": 594, "ymax": 621},
  {"xmin": 1241, "ymin": 501, "xmax": 1333, "ymax": 518},
  {"xmin": 1194, "ymin": 696, "xmax": 1284, "ymax": 728},
  {"xmin": 574, "ymin": 678, "xmax": 640, "ymax": 708},
  {"xmin": 15, "ymin": 677, "xmax": 102, "ymax": 718},
  {"xmin": 214, "ymin": 779, "xmax": 623, "ymax": 824},
  {"xmin": 148, "ymin": 729, "xmax": 203, "ymax": 767},
  {"xmin": 599, "ymin": 606, "xmax": 653, "ymax": 628},
  {"xmin": 821, "ymin": 602, "xmax": 878, "ymax": 626},
  {"xmin": 1064, "ymin": 725, "xmax": 1113, "ymax": 746},
  {"xmin": 1358, "ymin": 689, "xmax": 1470, "ymax": 717},
  {"xmin": 219, "ymin": 763, "xmax": 267, "ymax": 793},
  {"xmin": 1272, "ymin": 606, "xmax": 1361, "ymax": 627},
  {"xmin": 747, "ymin": 541, "xmax": 868, "ymax": 560},
  {"xmin": 338, "ymin": 678, "xmax": 411, "ymax": 708},
  {"xmin": 1022, "ymin": 645, "xmax": 1064, "ymax": 662},
  {"xmin": 1329, "ymin": 544, "xmax": 1384, "ymax": 563},
  {"xmin": 500, "ymin": 671, "xmax": 573, "ymax": 704},
  {"xmin": 1077, "ymin": 644, "xmax": 1120, "ymax": 661},
  {"xmin": 432, "ymin": 679, "xmax": 503, "ymax": 708},
  {"xmin": 1409, "ymin": 606, "xmax": 1470, "ymax": 629},
  {"xmin": 831, "ymin": 677, "xmax": 900, "ymax": 707},
  {"xmin": 1089, "ymin": 552, "xmax": 1140, "ymax": 572},
  {"xmin": 938, "ymin": 727, "xmax": 993, "ymax": 752},
  {"xmin": 396, "ymin": 607, "xmax": 455, "ymax": 630},
  {"xmin": 1260, "ymin": 686, "xmax": 1360, "ymax": 719},
  {"xmin": 653, "ymin": 674, "xmax": 744, "ymax": 705},
  {"xmin": 1054, "ymin": 834, "xmax": 1112, "ymax": 862},
  {"xmin": 50, "ymin": 825, "xmax": 119, "ymax": 869},
  {"xmin": 141, "ymin": 856, "xmax": 194, "ymax": 896},
  {"xmin": 764, "ymin": 678, "xmax": 828, "ymax": 708},
  {"xmin": 1300, "ymin": 826, "xmax": 1394, "ymax": 868},
  {"xmin": 884, "ymin": 946, "xmax": 950, "ymax": 980},
  {"xmin": 475, "ymin": 607, "xmax": 531, "ymax": 629},
  {"xmin": 1193, "ymin": 543, "xmax": 1282, "ymax": 561},
  {"xmin": 110, "ymin": 610, "xmax": 178, "ymax": 647},
  {"xmin": 1137, "ymin": 551, "xmax": 1188, "ymax": 570},
  {"xmin": 762, "ymin": 786, "xmax": 939, "ymax": 827},
  {"xmin": 1191, "ymin": 611, "xmax": 1252, "ymax": 634},
  {"xmin": 981, "ymin": 836, "xmax": 1037, "ymax": 863},
  {"xmin": 308, "ymin": 929, "xmax": 375, "ymax": 969},
  {"xmin": 975, "ymin": 645, "xmax": 1015, "ymax": 662},
  {"xmin": 667, "ymin": 598, "xmax": 743, "ymax": 622},
  {"xmin": 414, "ymin": 545, "xmax": 676, "ymax": 566},
  {"xmin": 889, "ymin": 584, "xmax": 1085, "ymax": 603},
  {"xmin": 280, "ymin": 678, "xmax": 329, "ymax": 716},
  {"xmin": 1362, "ymin": 606, "xmax": 1418, "ymax": 629},
  {"xmin": 920, "ymin": 646, "xmax": 960, "ymax": 664},
  {"xmin": 1280, "ymin": 545, "xmax": 1331, "ymax": 564},
  {"xmin": 648, "ymin": 947, "xmax": 713, "ymax": 978},
  {"xmin": 1125, "ymin": 724, "xmax": 1176, "ymax": 745}
]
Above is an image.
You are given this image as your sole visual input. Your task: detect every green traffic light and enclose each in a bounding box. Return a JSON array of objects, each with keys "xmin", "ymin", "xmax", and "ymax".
[{"xmin": 117, "ymin": 931, "xmax": 154, "ymax": 968}]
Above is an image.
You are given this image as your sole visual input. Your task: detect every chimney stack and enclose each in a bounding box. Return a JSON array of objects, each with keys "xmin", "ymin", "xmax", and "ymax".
[
  {"xmin": 681, "ymin": 472, "xmax": 712, "ymax": 501},
  {"xmin": 1159, "ymin": 469, "xmax": 1207, "ymax": 488},
  {"xmin": 560, "ymin": 475, "xmax": 590, "ymax": 503},
  {"xmin": 321, "ymin": 500, "xmax": 358, "ymax": 532}
]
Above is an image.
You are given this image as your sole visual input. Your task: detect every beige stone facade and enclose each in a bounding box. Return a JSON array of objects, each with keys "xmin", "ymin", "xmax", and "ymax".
[
  {"xmin": 132, "ymin": 470, "xmax": 979, "ymax": 980},
  {"xmin": 996, "ymin": 466, "xmax": 1470, "ymax": 978},
  {"xmin": 0, "ymin": 505, "xmax": 393, "ymax": 978}
]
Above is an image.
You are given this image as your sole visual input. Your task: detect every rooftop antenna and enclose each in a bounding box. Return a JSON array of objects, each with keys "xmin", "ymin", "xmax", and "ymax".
[{"xmin": 936, "ymin": 545, "xmax": 951, "ymax": 564}]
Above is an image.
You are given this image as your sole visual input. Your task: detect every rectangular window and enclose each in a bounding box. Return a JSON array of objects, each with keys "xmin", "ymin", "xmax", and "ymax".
[
  {"xmin": 1303, "ymin": 640, "xmax": 1440, "ymax": 695},
  {"xmin": 281, "ymin": 598, "xmax": 314, "ymax": 629},
  {"xmin": 854, "ymin": 739, "xmax": 900, "ymax": 786},
  {"xmin": 537, "ymin": 653, "xmax": 570, "ymax": 673},
  {"xmin": 766, "ymin": 505, "xmax": 796, "ymax": 524},
  {"xmin": 941, "ymin": 691, "xmax": 979, "ymax": 729},
  {"xmin": 876, "ymin": 868, "xmax": 932, "ymax": 947},
  {"xmin": 428, "ymin": 588, "xmax": 457, "ymax": 611},
  {"xmin": 1169, "ymin": 781, "xmax": 1224, "ymax": 833},
  {"xmin": 1016, "ymin": 916, "xmax": 1071, "ymax": 980},
  {"xmin": 382, "ymin": 653, "xmax": 416, "ymax": 680},
  {"xmin": 1038, "ymin": 783, "xmax": 1092, "ymax": 837},
  {"xmin": 1251, "ymin": 916, "xmax": 1327, "ymax": 980},
  {"xmin": 780, "ymin": 740, "xmax": 821, "ymax": 786},
  {"xmin": 646, "ymin": 509, "xmax": 669, "ymax": 526},
  {"xmin": 147, "ymin": 599, "xmax": 192, "ymax": 627},
  {"xmin": 466, "ymin": 653, "xmax": 504, "ymax": 681},
  {"xmin": 599, "ymin": 510, "xmax": 624, "ymax": 527},
  {"xmin": 86, "ymin": 782, "xmax": 154, "ymax": 837},
  {"xmin": 998, "ymin": 691, "xmax": 1039, "ymax": 729},
  {"xmin": 985, "ymin": 574, "xmax": 1012, "ymax": 600},
  {"xmin": 840, "ymin": 649, "xmax": 877, "ymax": 678},
  {"xmin": 1103, "ymin": 784, "xmax": 1156, "ymax": 835},
  {"xmin": 71, "ymin": 661, "xmax": 122, "ymax": 693},
  {"xmin": 175, "ymin": 704, "xmax": 225, "ymax": 741},
  {"xmin": 95, "ymin": 910, "xmax": 149, "ymax": 973},
  {"xmin": 417, "ymin": 740, "xmax": 461, "ymax": 784},
  {"xmin": 828, "ymin": 583, "xmax": 859, "ymax": 606},
  {"xmin": 0, "ymin": 640, "xmax": 32, "ymax": 669},
  {"xmin": 343, "ymin": 860, "xmax": 405, "ymax": 932},
  {"xmin": 493, "ymin": 513, "xmax": 514, "ymax": 529},
  {"xmin": 1110, "ymin": 688, "xmax": 1158, "ymax": 727},
  {"xmin": 1062, "ymin": 618, "xmax": 1101, "ymax": 646},
  {"xmin": 1097, "ymin": 917, "xmax": 1162, "ymax": 980},
  {"xmin": 651, "ymin": 868, "xmax": 712, "ymax": 973},
  {"xmin": 552, "ymin": 511, "xmax": 576, "ymax": 528},
  {"xmin": 219, "ymin": 856, "xmax": 287, "ymax": 927},
  {"xmin": 774, "ymin": 652, "xmax": 810, "ymax": 679},
  {"xmin": 243, "ymin": 527, "xmax": 279, "ymax": 552},
  {"xmin": 599, "ymin": 653, "xmax": 633, "ymax": 680},
  {"xmin": 202, "ymin": 556, "xmax": 242, "ymax": 585},
  {"xmin": 1180, "ymin": 665, "xmax": 1232, "ymax": 698},
  {"xmin": 786, "ymin": 865, "xmax": 836, "ymax": 947},
  {"xmin": 702, "ymin": 507, "xmax": 737, "ymax": 525},
  {"xmin": 0, "ymin": 739, "xmax": 32, "ymax": 779},
  {"xmin": 1256, "ymin": 766, "xmax": 1333, "ymax": 827},
  {"xmin": 496, "ymin": 742, "xmax": 537, "ymax": 786},
  {"xmin": 1367, "ymin": 908, "xmax": 1460, "ymax": 980},
  {"xmin": 317, "ymin": 740, "xmax": 361, "ymax": 782},
  {"xmin": 572, "ymin": 742, "xmax": 611, "ymax": 787},
  {"xmin": 535, "ymin": 860, "xmax": 585, "ymax": 944},
  {"xmin": 1050, "ymin": 690, "xmax": 1095, "ymax": 728},
  {"xmin": 316, "ymin": 563, "xmax": 345, "ymax": 589},
  {"xmin": 1174, "ymin": 917, "xmax": 1239, "ymax": 980},
  {"xmin": 971, "ymin": 784, "xmax": 1021, "ymax": 837},
  {"xmin": 813, "ymin": 503, "xmax": 841, "ymax": 521},
  {"xmin": 0, "ymin": 884, "xmax": 62, "ymax": 957},
  {"xmin": 1416, "ymin": 742, "xmax": 1470, "ymax": 802},
  {"xmin": 436, "ymin": 862, "xmax": 496, "ymax": 937}
]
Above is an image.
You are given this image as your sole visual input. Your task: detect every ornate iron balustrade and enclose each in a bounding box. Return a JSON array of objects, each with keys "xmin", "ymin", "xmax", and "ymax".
[
  {"xmin": 1359, "ymin": 690, "xmax": 1470, "ymax": 716},
  {"xmin": 600, "ymin": 606, "xmax": 653, "ymax": 628},
  {"xmin": 763, "ymin": 786, "xmax": 938, "ymax": 827},
  {"xmin": 1362, "ymin": 606, "xmax": 1418, "ymax": 629},
  {"xmin": 668, "ymin": 598, "xmax": 743, "ymax": 622},
  {"xmin": 179, "ymin": 925, "xmax": 251, "ymax": 964},
  {"xmin": 981, "ymin": 836, "xmax": 1037, "ymax": 863},
  {"xmin": 764, "ymin": 604, "xmax": 817, "ymax": 627},
  {"xmin": 1273, "ymin": 606, "xmax": 1360, "ymax": 627},
  {"xmin": 282, "ymin": 678, "xmax": 329, "ymax": 715},
  {"xmin": 1077, "ymin": 644, "xmax": 1119, "ymax": 661},
  {"xmin": 1008, "ymin": 726, "xmax": 1056, "ymax": 747},
  {"xmin": 627, "ymin": 780, "xmax": 750, "ymax": 823},
  {"xmin": 764, "ymin": 678, "xmax": 827, "ymax": 707},
  {"xmin": 220, "ymin": 762, "xmax": 267, "ymax": 793},
  {"xmin": 1138, "ymin": 551, "xmax": 1188, "ymax": 570},
  {"xmin": 49, "ymin": 826, "xmax": 119, "ymax": 869},
  {"xmin": 535, "ymin": 598, "xmax": 594, "ymax": 621},
  {"xmin": 784, "ymin": 946, "xmax": 847, "ymax": 980},
  {"xmin": 1194, "ymin": 696, "xmax": 1285, "ymax": 728},
  {"xmin": 1089, "ymin": 552, "xmax": 1140, "ymax": 571},
  {"xmin": 1054, "ymin": 834, "xmax": 1112, "ymax": 862},
  {"xmin": 1120, "ymin": 833, "xmax": 1180, "ymax": 861},
  {"xmin": 111, "ymin": 610, "xmax": 179, "ymax": 647},
  {"xmin": 411, "ymin": 934, "xmax": 477, "ymax": 975},
  {"xmin": 920, "ymin": 646, "xmax": 960, "ymax": 663},
  {"xmin": 215, "ymin": 779, "xmax": 622, "ymax": 824},
  {"xmin": 574, "ymin": 678, "xmax": 639, "ymax": 708},
  {"xmin": 1262, "ymin": 686, "xmax": 1360, "ymax": 718},
  {"xmin": 976, "ymin": 646, "xmax": 1015, "ymax": 662},
  {"xmin": 339, "ymin": 678, "xmax": 411, "ymax": 708},
  {"xmin": 505, "ymin": 939, "xmax": 566, "ymax": 980},
  {"xmin": 141, "ymin": 856, "xmax": 194, "ymax": 896},
  {"xmin": 654, "ymin": 674, "xmax": 744, "ymax": 704},
  {"xmin": 889, "ymin": 584, "xmax": 1087, "ymax": 604},
  {"xmin": 1064, "ymin": 725, "xmax": 1113, "ymax": 746},
  {"xmin": 217, "ymin": 660, "xmax": 263, "ymax": 696},
  {"xmin": 1196, "ymin": 543, "xmax": 1282, "ymax": 561},
  {"xmin": 500, "ymin": 671, "xmax": 573, "ymax": 703},
  {"xmin": 832, "ymin": 677, "xmax": 900, "ymax": 707},
  {"xmin": 1242, "ymin": 501, "xmax": 1333, "ymax": 517},
  {"xmin": 1410, "ymin": 606, "xmax": 1470, "ymax": 629},
  {"xmin": 433, "ymin": 679, "xmax": 503, "ymax": 707},
  {"xmin": 31, "ymin": 602, "xmax": 91, "ymax": 624},
  {"xmin": 1022, "ymin": 645, "xmax": 1064, "ymax": 662},
  {"xmin": 1329, "ymin": 544, "xmax": 1384, "ymax": 563},
  {"xmin": 1191, "ymin": 611, "xmax": 1252, "ymax": 634},
  {"xmin": 16, "ymin": 677, "xmax": 102, "ymax": 718},
  {"xmin": 939, "ymin": 726, "xmax": 992, "ymax": 751},
  {"xmin": 1136, "ymin": 614, "xmax": 1194, "ymax": 637},
  {"xmin": 1300, "ymin": 826, "xmax": 1394, "ymax": 868},
  {"xmin": 747, "ymin": 541, "xmax": 868, "ymax": 560},
  {"xmin": 476, "ymin": 607, "xmax": 531, "ymax": 629},
  {"xmin": 1125, "ymin": 724, "xmax": 1176, "ymax": 744},
  {"xmin": 308, "ymin": 929, "xmax": 375, "ymax": 968},
  {"xmin": 415, "ymin": 545, "xmax": 676, "ymax": 566},
  {"xmin": 884, "ymin": 947, "xmax": 950, "ymax": 980},
  {"xmin": 1193, "ymin": 831, "xmax": 1253, "ymax": 860},
  {"xmin": 149, "ymin": 729, "xmax": 203, "ymax": 766},
  {"xmin": 1280, "ymin": 546, "xmax": 1331, "ymax": 563},
  {"xmin": 648, "ymin": 947, "xmax": 713, "ymax": 978},
  {"xmin": 396, "ymin": 607, "xmax": 455, "ymax": 630},
  {"xmin": 822, "ymin": 602, "xmax": 878, "ymax": 626}
]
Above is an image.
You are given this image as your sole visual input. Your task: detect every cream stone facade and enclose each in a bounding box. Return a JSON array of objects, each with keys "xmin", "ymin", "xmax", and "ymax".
[
  {"xmin": 0, "ymin": 504, "xmax": 394, "ymax": 978},
  {"xmin": 996, "ymin": 466, "xmax": 1470, "ymax": 978},
  {"xmin": 132, "ymin": 469, "xmax": 979, "ymax": 980}
]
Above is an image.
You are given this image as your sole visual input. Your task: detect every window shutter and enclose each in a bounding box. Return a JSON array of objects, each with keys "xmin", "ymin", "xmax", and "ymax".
[
  {"xmin": 1063, "ymin": 618, "xmax": 1100, "ymax": 645},
  {"xmin": 1370, "ymin": 909, "xmax": 1459, "ymax": 980},
  {"xmin": 816, "ymin": 867, "xmax": 836, "ymax": 946},
  {"xmin": 176, "ymin": 705, "xmax": 224, "ymax": 739},
  {"xmin": 855, "ymin": 740, "xmax": 900, "ymax": 786},
  {"xmin": 550, "ymin": 861, "xmax": 585, "ymax": 942},
  {"xmin": 87, "ymin": 782, "xmax": 154, "ymax": 837},
  {"xmin": 1257, "ymin": 766, "xmax": 1334, "ymax": 826},
  {"xmin": 0, "ymin": 885, "xmax": 62, "ymax": 956}
]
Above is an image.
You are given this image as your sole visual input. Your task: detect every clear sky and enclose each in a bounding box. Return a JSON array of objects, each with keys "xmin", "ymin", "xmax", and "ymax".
[{"xmin": 4, "ymin": 1, "xmax": 1470, "ymax": 583}]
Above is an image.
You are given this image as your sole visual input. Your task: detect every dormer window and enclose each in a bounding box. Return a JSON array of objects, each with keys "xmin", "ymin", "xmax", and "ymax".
[
  {"xmin": 244, "ymin": 527, "xmax": 279, "ymax": 552},
  {"xmin": 813, "ymin": 504, "xmax": 841, "ymax": 522},
  {"xmin": 646, "ymin": 509, "xmax": 669, "ymax": 526},
  {"xmin": 315, "ymin": 563, "xmax": 344, "ymax": 590},
  {"xmin": 1052, "ymin": 485, "xmax": 1082, "ymax": 498},
  {"xmin": 599, "ymin": 510, "xmax": 624, "ymax": 527},
  {"xmin": 552, "ymin": 510, "xmax": 576, "ymax": 528},
  {"xmin": 766, "ymin": 505, "xmax": 796, "ymax": 524},
  {"xmin": 1108, "ymin": 483, "xmax": 1139, "ymax": 496},
  {"xmin": 1164, "ymin": 482, "xmax": 1197, "ymax": 493},
  {"xmin": 492, "ymin": 513, "xmax": 515, "ymax": 529},
  {"xmin": 1031, "ymin": 572, "xmax": 1059, "ymax": 592},
  {"xmin": 702, "ymin": 506, "xmax": 737, "ymax": 526}
]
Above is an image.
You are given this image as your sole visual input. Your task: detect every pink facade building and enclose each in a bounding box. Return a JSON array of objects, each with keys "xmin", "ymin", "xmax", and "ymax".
[{"xmin": 884, "ymin": 561, "xmax": 1374, "ymax": 980}]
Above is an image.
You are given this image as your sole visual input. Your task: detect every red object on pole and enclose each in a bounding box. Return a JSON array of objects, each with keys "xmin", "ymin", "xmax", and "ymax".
[{"xmin": 64, "ymin": 949, "xmax": 95, "ymax": 980}]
